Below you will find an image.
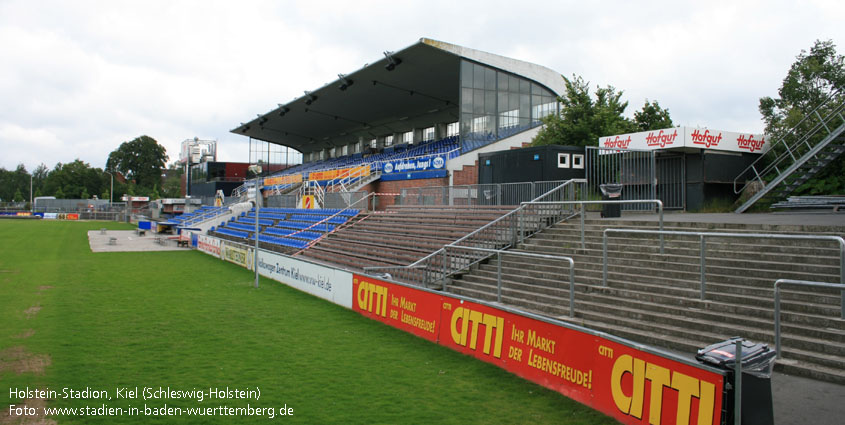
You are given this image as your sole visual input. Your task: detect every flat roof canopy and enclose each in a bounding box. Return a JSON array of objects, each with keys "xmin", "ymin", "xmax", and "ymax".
[{"xmin": 232, "ymin": 38, "xmax": 565, "ymax": 156}]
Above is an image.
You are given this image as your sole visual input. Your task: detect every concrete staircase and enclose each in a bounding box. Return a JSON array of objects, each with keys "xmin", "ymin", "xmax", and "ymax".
[
  {"xmin": 448, "ymin": 216, "xmax": 845, "ymax": 384},
  {"xmin": 299, "ymin": 205, "xmax": 515, "ymax": 272}
]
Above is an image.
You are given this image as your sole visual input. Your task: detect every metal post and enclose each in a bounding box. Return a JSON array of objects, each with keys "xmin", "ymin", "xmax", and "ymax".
[
  {"xmin": 254, "ymin": 180, "xmax": 260, "ymax": 288},
  {"xmin": 658, "ymin": 201, "xmax": 664, "ymax": 255},
  {"xmin": 569, "ymin": 260, "xmax": 575, "ymax": 318},
  {"xmin": 700, "ymin": 235, "xmax": 706, "ymax": 300},
  {"xmin": 840, "ymin": 241, "xmax": 844, "ymax": 318},
  {"xmin": 248, "ymin": 164, "xmax": 262, "ymax": 289},
  {"xmin": 496, "ymin": 252, "xmax": 502, "ymax": 303},
  {"xmin": 580, "ymin": 203, "xmax": 585, "ymax": 251},
  {"xmin": 734, "ymin": 339, "xmax": 742, "ymax": 425},
  {"xmin": 442, "ymin": 248, "xmax": 448, "ymax": 292},
  {"xmin": 602, "ymin": 232, "xmax": 608, "ymax": 286},
  {"xmin": 29, "ymin": 174, "xmax": 32, "ymax": 211},
  {"xmin": 775, "ymin": 283, "xmax": 782, "ymax": 358}
]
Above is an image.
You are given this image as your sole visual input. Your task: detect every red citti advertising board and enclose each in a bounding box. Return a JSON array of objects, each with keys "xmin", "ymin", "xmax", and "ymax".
[
  {"xmin": 352, "ymin": 275, "xmax": 442, "ymax": 342},
  {"xmin": 352, "ymin": 275, "xmax": 724, "ymax": 425}
]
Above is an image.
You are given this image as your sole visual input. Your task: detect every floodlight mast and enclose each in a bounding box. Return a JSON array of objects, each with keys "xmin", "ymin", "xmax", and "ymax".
[{"xmin": 248, "ymin": 164, "xmax": 263, "ymax": 288}]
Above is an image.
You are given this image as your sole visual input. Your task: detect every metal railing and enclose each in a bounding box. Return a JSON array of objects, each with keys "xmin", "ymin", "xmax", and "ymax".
[
  {"xmin": 526, "ymin": 199, "xmax": 664, "ymax": 252},
  {"xmin": 399, "ymin": 180, "xmax": 574, "ymax": 207},
  {"xmin": 733, "ymin": 88, "xmax": 845, "ymax": 196},
  {"xmin": 442, "ymin": 245, "xmax": 575, "ymax": 317},
  {"xmin": 364, "ymin": 179, "xmax": 585, "ymax": 286},
  {"xmin": 602, "ymin": 229, "xmax": 845, "ymax": 301},
  {"xmin": 774, "ymin": 278, "xmax": 845, "ymax": 359}
]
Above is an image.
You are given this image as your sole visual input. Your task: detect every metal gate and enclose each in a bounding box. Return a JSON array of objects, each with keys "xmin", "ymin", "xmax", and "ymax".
[
  {"xmin": 656, "ymin": 154, "xmax": 685, "ymax": 210},
  {"xmin": 586, "ymin": 147, "xmax": 655, "ymax": 211}
]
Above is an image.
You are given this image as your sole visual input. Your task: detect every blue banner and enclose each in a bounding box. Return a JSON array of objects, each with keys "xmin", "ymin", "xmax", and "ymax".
[{"xmin": 382, "ymin": 155, "xmax": 446, "ymax": 174}]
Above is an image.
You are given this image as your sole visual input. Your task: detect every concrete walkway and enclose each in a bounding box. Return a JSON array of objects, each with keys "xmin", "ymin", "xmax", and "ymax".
[
  {"xmin": 87, "ymin": 230, "xmax": 190, "ymax": 252},
  {"xmin": 611, "ymin": 210, "xmax": 845, "ymax": 228}
]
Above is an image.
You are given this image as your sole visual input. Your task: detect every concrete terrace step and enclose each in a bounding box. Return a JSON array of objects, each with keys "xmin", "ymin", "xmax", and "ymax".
[
  {"xmin": 447, "ymin": 214, "xmax": 845, "ymax": 383},
  {"xmin": 325, "ymin": 230, "xmax": 451, "ymax": 253}
]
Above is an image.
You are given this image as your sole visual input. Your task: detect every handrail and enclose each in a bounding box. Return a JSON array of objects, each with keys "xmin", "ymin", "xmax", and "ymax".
[
  {"xmin": 774, "ymin": 279, "xmax": 845, "ymax": 359},
  {"xmin": 602, "ymin": 229, "xmax": 844, "ymax": 301},
  {"xmin": 524, "ymin": 199, "xmax": 664, "ymax": 252},
  {"xmin": 733, "ymin": 88, "xmax": 845, "ymax": 195},
  {"xmin": 444, "ymin": 245, "xmax": 576, "ymax": 317},
  {"xmin": 364, "ymin": 179, "xmax": 585, "ymax": 284}
]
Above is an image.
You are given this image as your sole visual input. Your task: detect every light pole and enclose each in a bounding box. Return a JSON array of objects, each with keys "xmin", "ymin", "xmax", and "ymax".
[
  {"xmin": 248, "ymin": 165, "xmax": 263, "ymax": 289},
  {"xmin": 29, "ymin": 174, "xmax": 33, "ymax": 212},
  {"xmin": 104, "ymin": 170, "xmax": 113, "ymax": 206}
]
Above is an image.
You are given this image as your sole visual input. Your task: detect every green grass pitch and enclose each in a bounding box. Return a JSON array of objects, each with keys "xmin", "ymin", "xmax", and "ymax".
[{"xmin": 0, "ymin": 220, "xmax": 615, "ymax": 424}]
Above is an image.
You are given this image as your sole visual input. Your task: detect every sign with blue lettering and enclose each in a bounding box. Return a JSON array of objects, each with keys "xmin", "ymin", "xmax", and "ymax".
[{"xmin": 383, "ymin": 155, "xmax": 446, "ymax": 174}]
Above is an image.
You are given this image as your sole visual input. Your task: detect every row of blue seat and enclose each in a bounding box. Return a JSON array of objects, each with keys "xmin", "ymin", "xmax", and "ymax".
[
  {"xmin": 251, "ymin": 234, "xmax": 309, "ymax": 249},
  {"xmin": 256, "ymin": 208, "xmax": 359, "ymax": 217},
  {"xmin": 214, "ymin": 227, "xmax": 249, "ymax": 239},
  {"xmin": 264, "ymin": 227, "xmax": 322, "ymax": 241}
]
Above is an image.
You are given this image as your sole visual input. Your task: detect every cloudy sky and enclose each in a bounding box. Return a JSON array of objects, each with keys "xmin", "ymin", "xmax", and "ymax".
[{"xmin": 0, "ymin": 0, "xmax": 841, "ymax": 171}]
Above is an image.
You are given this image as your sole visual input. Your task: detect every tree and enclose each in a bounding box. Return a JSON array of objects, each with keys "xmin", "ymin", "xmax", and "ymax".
[
  {"xmin": 54, "ymin": 187, "xmax": 65, "ymax": 199},
  {"xmin": 80, "ymin": 188, "xmax": 89, "ymax": 200},
  {"xmin": 162, "ymin": 161, "xmax": 184, "ymax": 198},
  {"xmin": 633, "ymin": 99, "xmax": 674, "ymax": 131},
  {"xmin": 760, "ymin": 39, "xmax": 845, "ymax": 138},
  {"xmin": 106, "ymin": 135, "xmax": 168, "ymax": 191},
  {"xmin": 43, "ymin": 160, "xmax": 102, "ymax": 199},
  {"xmin": 532, "ymin": 75, "xmax": 636, "ymax": 147},
  {"xmin": 13, "ymin": 188, "xmax": 24, "ymax": 202},
  {"xmin": 759, "ymin": 39, "xmax": 845, "ymax": 195}
]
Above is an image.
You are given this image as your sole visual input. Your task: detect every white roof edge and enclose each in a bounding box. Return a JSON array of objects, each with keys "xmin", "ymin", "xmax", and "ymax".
[{"xmin": 420, "ymin": 38, "xmax": 566, "ymax": 96}]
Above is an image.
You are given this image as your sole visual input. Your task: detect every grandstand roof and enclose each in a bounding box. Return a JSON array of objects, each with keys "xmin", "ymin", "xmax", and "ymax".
[{"xmin": 231, "ymin": 38, "xmax": 564, "ymax": 155}]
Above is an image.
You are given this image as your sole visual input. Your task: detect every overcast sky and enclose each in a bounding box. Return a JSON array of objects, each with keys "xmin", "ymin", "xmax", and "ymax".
[{"xmin": 0, "ymin": 0, "xmax": 841, "ymax": 171}]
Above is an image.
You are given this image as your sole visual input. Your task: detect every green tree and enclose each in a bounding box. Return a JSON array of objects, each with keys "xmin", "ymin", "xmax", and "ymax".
[
  {"xmin": 106, "ymin": 135, "xmax": 168, "ymax": 192},
  {"xmin": 759, "ymin": 39, "xmax": 845, "ymax": 195},
  {"xmin": 32, "ymin": 163, "xmax": 48, "ymax": 195},
  {"xmin": 161, "ymin": 161, "xmax": 184, "ymax": 198},
  {"xmin": 43, "ymin": 160, "xmax": 102, "ymax": 199},
  {"xmin": 54, "ymin": 187, "xmax": 65, "ymax": 199},
  {"xmin": 80, "ymin": 187, "xmax": 89, "ymax": 200},
  {"xmin": 532, "ymin": 75, "xmax": 636, "ymax": 147},
  {"xmin": 13, "ymin": 188, "xmax": 24, "ymax": 202},
  {"xmin": 633, "ymin": 99, "xmax": 674, "ymax": 131}
]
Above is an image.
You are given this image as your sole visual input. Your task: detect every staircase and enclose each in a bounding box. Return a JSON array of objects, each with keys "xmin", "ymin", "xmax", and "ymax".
[
  {"xmin": 448, "ymin": 216, "xmax": 845, "ymax": 384},
  {"xmin": 298, "ymin": 205, "xmax": 515, "ymax": 273},
  {"xmin": 734, "ymin": 90, "xmax": 845, "ymax": 213}
]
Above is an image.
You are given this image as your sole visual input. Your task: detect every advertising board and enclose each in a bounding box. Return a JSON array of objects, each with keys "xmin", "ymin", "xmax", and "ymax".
[
  {"xmin": 257, "ymin": 250, "xmax": 353, "ymax": 308},
  {"xmin": 382, "ymin": 155, "xmax": 446, "ymax": 174},
  {"xmin": 352, "ymin": 274, "xmax": 724, "ymax": 425},
  {"xmin": 599, "ymin": 126, "xmax": 769, "ymax": 154},
  {"xmin": 197, "ymin": 235, "xmax": 222, "ymax": 258}
]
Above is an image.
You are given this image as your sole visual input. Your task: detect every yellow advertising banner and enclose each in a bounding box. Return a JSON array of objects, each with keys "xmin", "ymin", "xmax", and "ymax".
[
  {"xmin": 263, "ymin": 174, "xmax": 302, "ymax": 186},
  {"xmin": 308, "ymin": 165, "xmax": 370, "ymax": 182}
]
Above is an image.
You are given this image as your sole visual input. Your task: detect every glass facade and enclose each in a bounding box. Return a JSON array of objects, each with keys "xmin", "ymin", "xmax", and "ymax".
[{"xmin": 460, "ymin": 60, "xmax": 557, "ymax": 152}]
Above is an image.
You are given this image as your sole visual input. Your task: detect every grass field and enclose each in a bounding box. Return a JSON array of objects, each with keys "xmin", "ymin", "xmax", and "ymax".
[{"xmin": 0, "ymin": 220, "xmax": 615, "ymax": 424}]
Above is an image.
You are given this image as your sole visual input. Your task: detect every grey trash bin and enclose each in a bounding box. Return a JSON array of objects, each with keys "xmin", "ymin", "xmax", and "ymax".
[
  {"xmin": 599, "ymin": 183, "xmax": 623, "ymax": 218},
  {"xmin": 695, "ymin": 337, "xmax": 776, "ymax": 425}
]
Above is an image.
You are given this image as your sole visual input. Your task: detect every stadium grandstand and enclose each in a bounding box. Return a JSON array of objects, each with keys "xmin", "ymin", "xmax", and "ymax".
[
  {"xmin": 230, "ymin": 37, "xmax": 563, "ymax": 208},
  {"xmin": 175, "ymin": 37, "xmax": 845, "ymax": 423}
]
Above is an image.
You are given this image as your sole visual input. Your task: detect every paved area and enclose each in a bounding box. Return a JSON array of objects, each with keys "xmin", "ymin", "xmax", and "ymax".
[
  {"xmin": 87, "ymin": 230, "xmax": 190, "ymax": 252},
  {"xmin": 609, "ymin": 210, "xmax": 845, "ymax": 228},
  {"xmin": 772, "ymin": 371, "xmax": 845, "ymax": 425}
]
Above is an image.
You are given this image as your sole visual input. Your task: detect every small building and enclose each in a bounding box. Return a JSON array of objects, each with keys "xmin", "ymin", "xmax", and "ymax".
[
  {"xmin": 478, "ymin": 145, "xmax": 586, "ymax": 184},
  {"xmin": 594, "ymin": 127, "xmax": 770, "ymax": 211}
]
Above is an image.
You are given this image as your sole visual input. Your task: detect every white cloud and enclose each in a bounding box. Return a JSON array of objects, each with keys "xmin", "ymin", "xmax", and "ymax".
[{"xmin": 0, "ymin": 0, "xmax": 842, "ymax": 170}]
